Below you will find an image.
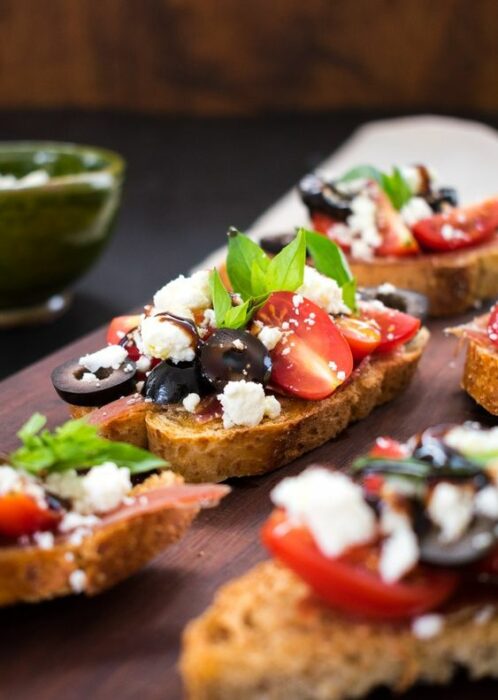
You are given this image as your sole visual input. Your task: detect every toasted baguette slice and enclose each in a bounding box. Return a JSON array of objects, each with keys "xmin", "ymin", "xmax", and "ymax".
[
  {"xmin": 461, "ymin": 337, "xmax": 498, "ymax": 415},
  {"xmin": 0, "ymin": 471, "xmax": 225, "ymax": 606},
  {"xmin": 145, "ymin": 329, "xmax": 428, "ymax": 482},
  {"xmin": 349, "ymin": 235, "xmax": 498, "ymax": 317},
  {"xmin": 181, "ymin": 560, "xmax": 498, "ymax": 700}
]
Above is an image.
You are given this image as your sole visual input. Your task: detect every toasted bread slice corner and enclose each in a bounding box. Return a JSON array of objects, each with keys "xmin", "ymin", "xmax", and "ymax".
[{"xmin": 462, "ymin": 337, "xmax": 498, "ymax": 415}]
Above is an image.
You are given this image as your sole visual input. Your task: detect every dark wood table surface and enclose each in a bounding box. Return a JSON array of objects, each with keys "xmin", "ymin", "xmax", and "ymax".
[{"xmin": 1, "ymin": 111, "xmax": 497, "ymax": 699}]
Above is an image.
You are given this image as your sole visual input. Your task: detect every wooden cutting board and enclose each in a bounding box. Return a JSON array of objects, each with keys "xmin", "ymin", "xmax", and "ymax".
[{"xmin": 0, "ymin": 310, "xmax": 496, "ymax": 700}]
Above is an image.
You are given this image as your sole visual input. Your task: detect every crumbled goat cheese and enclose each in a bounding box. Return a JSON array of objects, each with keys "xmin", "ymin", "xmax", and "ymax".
[
  {"xmin": 33, "ymin": 531, "xmax": 55, "ymax": 550},
  {"xmin": 69, "ymin": 569, "xmax": 87, "ymax": 594},
  {"xmin": 400, "ymin": 196, "xmax": 433, "ymax": 226},
  {"xmin": 380, "ymin": 527, "xmax": 419, "ymax": 583},
  {"xmin": 200, "ymin": 308, "xmax": 216, "ymax": 328},
  {"xmin": 183, "ymin": 393, "xmax": 201, "ymax": 413},
  {"xmin": 140, "ymin": 315, "xmax": 195, "ymax": 363},
  {"xmin": 135, "ymin": 355, "xmax": 151, "ymax": 373},
  {"xmin": 0, "ymin": 169, "xmax": 50, "ymax": 190},
  {"xmin": 428, "ymin": 482, "xmax": 474, "ymax": 543},
  {"xmin": 47, "ymin": 463, "xmax": 131, "ymax": 515},
  {"xmin": 377, "ymin": 282, "xmax": 397, "ymax": 294},
  {"xmin": 347, "ymin": 194, "xmax": 382, "ymax": 260},
  {"xmin": 153, "ymin": 270, "xmax": 211, "ymax": 319},
  {"xmin": 79, "ymin": 345, "xmax": 128, "ymax": 373},
  {"xmin": 217, "ymin": 381, "xmax": 281, "ymax": 429},
  {"xmin": 441, "ymin": 223, "xmax": 465, "ymax": 241},
  {"xmin": 475, "ymin": 485, "xmax": 498, "ymax": 519},
  {"xmin": 257, "ymin": 325, "xmax": 283, "ymax": 351},
  {"xmin": 411, "ymin": 614, "xmax": 444, "ymax": 639},
  {"xmin": 297, "ymin": 266, "xmax": 349, "ymax": 315},
  {"xmin": 0, "ymin": 465, "xmax": 22, "ymax": 495},
  {"xmin": 445, "ymin": 425, "xmax": 498, "ymax": 456},
  {"xmin": 59, "ymin": 512, "xmax": 100, "ymax": 533},
  {"xmin": 263, "ymin": 395, "xmax": 282, "ymax": 420},
  {"xmin": 81, "ymin": 371, "xmax": 98, "ymax": 383},
  {"xmin": 271, "ymin": 468, "xmax": 376, "ymax": 558}
]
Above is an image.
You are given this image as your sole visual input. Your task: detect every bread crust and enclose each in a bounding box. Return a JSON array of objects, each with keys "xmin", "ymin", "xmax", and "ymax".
[
  {"xmin": 462, "ymin": 338, "xmax": 498, "ymax": 415},
  {"xmin": 181, "ymin": 560, "xmax": 498, "ymax": 700},
  {"xmin": 0, "ymin": 471, "xmax": 199, "ymax": 606},
  {"xmin": 146, "ymin": 329, "xmax": 429, "ymax": 482},
  {"xmin": 349, "ymin": 235, "xmax": 498, "ymax": 317}
]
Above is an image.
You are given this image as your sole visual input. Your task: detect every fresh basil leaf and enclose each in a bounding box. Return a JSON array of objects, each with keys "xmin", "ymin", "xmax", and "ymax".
[
  {"xmin": 266, "ymin": 229, "xmax": 306, "ymax": 293},
  {"xmin": 250, "ymin": 260, "xmax": 270, "ymax": 298},
  {"xmin": 210, "ymin": 268, "xmax": 232, "ymax": 327},
  {"xmin": 380, "ymin": 167, "xmax": 412, "ymax": 210},
  {"xmin": 223, "ymin": 299, "xmax": 252, "ymax": 329},
  {"xmin": 339, "ymin": 165, "xmax": 382, "ymax": 184},
  {"xmin": 85, "ymin": 442, "xmax": 167, "ymax": 474},
  {"xmin": 226, "ymin": 228, "xmax": 270, "ymax": 300},
  {"xmin": 304, "ymin": 229, "xmax": 357, "ymax": 311},
  {"xmin": 17, "ymin": 413, "xmax": 47, "ymax": 443}
]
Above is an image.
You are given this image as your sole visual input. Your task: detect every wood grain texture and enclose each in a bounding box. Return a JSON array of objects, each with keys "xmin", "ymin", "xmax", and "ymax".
[
  {"xmin": 0, "ymin": 311, "xmax": 496, "ymax": 699},
  {"xmin": 0, "ymin": 0, "xmax": 497, "ymax": 114}
]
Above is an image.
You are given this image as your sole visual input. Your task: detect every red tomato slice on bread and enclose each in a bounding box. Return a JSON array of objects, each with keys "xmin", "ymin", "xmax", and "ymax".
[
  {"xmin": 255, "ymin": 292, "xmax": 353, "ymax": 400},
  {"xmin": 374, "ymin": 187, "xmax": 420, "ymax": 257},
  {"xmin": 0, "ymin": 493, "xmax": 61, "ymax": 539},
  {"xmin": 412, "ymin": 198, "xmax": 498, "ymax": 252},
  {"xmin": 335, "ymin": 316, "xmax": 382, "ymax": 361},
  {"xmin": 359, "ymin": 301, "xmax": 420, "ymax": 353},
  {"xmin": 369, "ymin": 436, "xmax": 409, "ymax": 459},
  {"xmin": 107, "ymin": 315, "xmax": 141, "ymax": 346},
  {"xmin": 262, "ymin": 511, "xmax": 459, "ymax": 619},
  {"xmin": 310, "ymin": 213, "xmax": 352, "ymax": 253},
  {"xmin": 487, "ymin": 303, "xmax": 498, "ymax": 348}
]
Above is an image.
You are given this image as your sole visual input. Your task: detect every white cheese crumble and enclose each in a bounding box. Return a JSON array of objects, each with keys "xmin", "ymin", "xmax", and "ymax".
[
  {"xmin": 271, "ymin": 468, "xmax": 376, "ymax": 558},
  {"xmin": 183, "ymin": 392, "xmax": 201, "ymax": 413},
  {"xmin": 140, "ymin": 315, "xmax": 195, "ymax": 363},
  {"xmin": 475, "ymin": 485, "xmax": 498, "ymax": 519},
  {"xmin": 0, "ymin": 465, "xmax": 22, "ymax": 495},
  {"xmin": 411, "ymin": 613, "xmax": 444, "ymax": 639},
  {"xmin": 79, "ymin": 345, "xmax": 128, "ymax": 373},
  {"xmin": 135, "ymin": 355, "xmax": 151, "ymax": 373},
  {"xmin": 47, "ymin": 463, "xmax": 131, "ymax": 515},
  {"xmin": 257, "ymin": 325, "xmax": 283, "ymax": 351},
  {"xmin": 59, "ymin": 512, "xmax": 100, "ymax": 533},
  {"xmin": 445, "ymin": 425, "xmax": 498, "ymax": 457},
  {"xmin": 400, "ymin": 196, "xmax": 433, "ymax": 227},
  {"xmin": 153, "ymin": 270, "xmax": 211, "ymax": 319},
  {"xmin": 297, "ymin": 266, "xmax": 349, "ymax": 315},
  {"xmin": 69, "ymin": 569, "xmax": 87, "ymax": 594},
  {"xmin": 441, "ymin": 223, "xmax": 465, "ymax": 241},
  {"xmin": 379, "ymin": 527, "xmax": 419, "ymax": 583},
  {"xmin": 377, "ymin": 282, "xmax": 396, "ymax": 294},
  {"xmin": 33, "ymin": 531, "xmax": 55, "ymax": 550},
  {"xmin": 263, "ymin": 395, "xmax": 282, "ymax": 420},
  {"xmin": 217, "ymin": 381, "xmax": 281, "ymax": 429},
  {"xmin": 428, "ymin": 482, "xmax": 474, "ymax": 543},
  {"xmin": 347, "ymin": 193, "xmax": 382, "ymax": 260}
]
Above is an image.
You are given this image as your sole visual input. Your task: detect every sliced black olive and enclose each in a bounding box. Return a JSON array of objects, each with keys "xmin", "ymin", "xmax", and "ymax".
[
  {"xmin": 419, "ymin": 517, "xmax": 497, "ymax": 567},
  {"xmin": 51, "ymin": 358, "xmax": 137, "ymax": 407},
  {"xmin": 143, "ymin": 359, "xmax": 210, "ymax": 405},
  {"xmin": 298, "ymin": 173, "xmax": 353, "ymax": 222},
  {"xmin": 260, "ymin": 232, "xmax": 297, "ymax": 255},
  {"xmin": 411, "ymin": 424, "xmax": 487, "ymax": 482},
  {"xmin": 200, "ymin": 329, "xmax": 272, "ymax": 390},
  {"xmin": 359, "ymin": 286, "xmax": 429, "ymax": 322},
  {"xmin": 426, "ymin": 187, "xmax": 459, "ymax": 212}
]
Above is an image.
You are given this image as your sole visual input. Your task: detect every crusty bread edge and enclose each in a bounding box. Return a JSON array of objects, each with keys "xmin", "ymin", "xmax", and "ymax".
[
  {"xmin": 462, "ymin": 338, "xmax": 498, "ymax": 415},
  {"xmin": 0, "ymin": 471, "xmax": 199, "ymax": 606}
]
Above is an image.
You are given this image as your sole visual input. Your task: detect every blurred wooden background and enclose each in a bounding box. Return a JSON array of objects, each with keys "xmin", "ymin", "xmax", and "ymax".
[{"xmin": 1, "ymin": 0, "xmax": 497, "ymax": 114}]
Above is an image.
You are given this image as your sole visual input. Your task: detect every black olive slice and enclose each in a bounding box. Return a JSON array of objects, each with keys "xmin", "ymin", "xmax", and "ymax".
[
  {"xmin": 143, "ymin": 359, "xmax": 210, "ymax": 405},
  {"xmin": 200, "ymin": 329, "xmax": 272, "ymax": 391},
  {"xmin": 299, "ymin": 174, "xmax": 353, "ymax": 222},
  {"xmin": 359, "ymin": 286, "xmax": 429, "ymax": 322},
  {"xmin": 419, "ymin": 517, "xmax": 497, "ymax": 567},
  {"xmin": 426, "ymin": 187, "xmax": 459, "ymax": 212},
  {"xmin": 51, "ymin": 358, "xmax": 137, "ymax": 407},
  {"xmin": 260, "ymin": 232, "xmax": 297, "ymax": 255}
]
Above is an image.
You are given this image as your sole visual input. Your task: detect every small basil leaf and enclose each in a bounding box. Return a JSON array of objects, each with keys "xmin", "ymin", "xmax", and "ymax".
[
  {"xmin": 266, "ymin": 228, "xmax": 306, "ymax": 292},
  {"xmin": 17, "ymin": 413, "xmax": 47, "ymax": 443},
  {"xmin": 339, "ymin": 165, "xmax": 382, "ymax": 184},
  {"xmin": 341, "ymin": 278, "xmax": 357, "ymax": 312},
  {"xmin": 223, "ymin": 299, "xmax": 252, "ymax": 329},
  {"xmin": 250, "ymin": 259, "xmax": 270, "ymax": 298},
  {"xmin": 380, "ymin": 167, "xmax": 412, "ymax": 210},
  {"xmin": 226, "ymin": 228, "xmax": 270, "ymax": 300},
  {"xmin": 210, "ymin": 268, "xmax": 232, "ymax": 327},
  {"xmin": 304, "ymin": 229, "xmax": 357, "ymax": 311}
]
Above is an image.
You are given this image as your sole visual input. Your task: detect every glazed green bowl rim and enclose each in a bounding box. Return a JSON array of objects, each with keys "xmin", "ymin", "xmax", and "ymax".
[{"xmin": 0, "ymin": 141, "xmax": 125, "ymax": 191}]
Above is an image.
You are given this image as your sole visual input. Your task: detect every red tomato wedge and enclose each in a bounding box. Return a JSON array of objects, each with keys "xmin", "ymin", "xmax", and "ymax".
[
  {"xmin": 0, "ymin": 493, "xmax": 61, "ymax": 539},
  {"xmin": 487, "ymin": 303, "xmax": 498, "ymax": 348},
  {"xmin": 412, "ymin": 198, "xmax": 498, "ymax": 252},
  {"xmin": 255, "ymin": 292, "xmax": 353, "ymax": 400},
  {"xmin": 107, "ymin": 315, "xmax": 141, "ymax": 347},
  {"xmin": 359, "ymin": 301, "xmax": 420, "ymax": 353},
  {"xmin": 334, "ymin": 316, "xmax": 382, "ymax": 361},
  {"xmin": 262, "ymin": 511, "xmax": 459, "ymax": 619},
  {"xmin": 99, "ymin": 483, "xmax": 230, "ymax": 529},
  {"xmin": 374, "ymin": 187, "xmax": 420, "ymax": 257},
  {"xmin": 310, "ymin": 213, "xmax": 351, "ymax": 253},
  {"xmin": 369, "ymin": 436, "xmax": 409, "ymax": 459}
]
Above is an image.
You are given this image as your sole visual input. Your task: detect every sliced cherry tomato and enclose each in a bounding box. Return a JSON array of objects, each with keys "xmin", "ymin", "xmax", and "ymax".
[
  {"xmin": 361, "ymin": 473, "xmax": 385, "ymax": 496},
  {"xmin": 487, "ymin": 303, "xmax": 498, "ymax": 348},
  {"xmin": 255, "ymin": 292, "xmax": 353, "ymax": 400},
  {"xmin": 310, "ymin": 213, "xmax": 351, "ymax": 253},
  {"xmin": 412, "ymin": 197, "xmax": 498, "ymax": 252},
  {"xmin": 0, "ymin": 493, "xmax": 61, "ymax": 539},
  {"xmin": 262, "ymin": 511, "xmax": 459, "ymax": 619},
  {"xmin": 374, "ymin": 187, "xmax": 420, "ymax": 257},
  {"xmin": 369, "ymin": 436, "xmax": 409, "ymax": 459},
  {"xmin": 335, "ymin": 316, "xmax": 382, "ymax": 361},
  {"xmin": 107, "ymin": 315, "xmax": 141, "ymax": 362},
  {"xmin": 360, "ymin": 301, "xmax": 420, "ymax": 353}
]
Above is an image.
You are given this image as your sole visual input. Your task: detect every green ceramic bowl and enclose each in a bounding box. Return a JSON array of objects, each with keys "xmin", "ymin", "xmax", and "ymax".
[{"xmin": 0, "ymin": 142, "xmax": 125, "ymax": 326}]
